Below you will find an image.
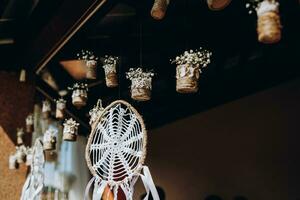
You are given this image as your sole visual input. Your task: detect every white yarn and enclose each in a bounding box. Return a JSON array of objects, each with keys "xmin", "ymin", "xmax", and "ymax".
[
  {"xmin": 85, "ymin": 100, "xmax": 159, "ymax": 200},
  {"xmin": 20, "ymin": 138, "xmax": 44, "ymax": 200}
]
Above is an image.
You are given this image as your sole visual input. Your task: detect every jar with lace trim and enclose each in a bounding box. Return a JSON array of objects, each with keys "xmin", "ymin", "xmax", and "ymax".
[
  {"xmin": 43, "ymin": 127, "xmax": 57, "ymax": 151},
  {"xmin": 151, "ymin": 0, "xmax": 169, "ymax": 20},
  {"xmin": 16, "ymin": 145, "xmax": 27, "ymax": 164},
  {"xmin": 63, "ymin": 118, "xmax": 79, "ymax": 141},
  {"xmin": 17, "ymin": 128, "xmax": 25, "ymax": 145},
  {"xmin": 207, "ymin": 0, "xmax": 232, "ymax": 10},
  {"xmin": 102, "ymin": 55, "xmax": 119, "ymax": 88},
  {"xmin": 126, "ymin": 68, "xmax": 154, "ymax": 101},
  {"xmin": 246, "ymin": 0, "xmax": 281, "ymax": 44},
  {"xmin": 171, "ymin": 49, "xmax": 212, "ymax": 93},
  {"xmin": 77, "ymin": 50, "xmax": 98, "ymax": 79},
  {"xmin": 42, "ymin": 100, "xmax": 51, "ymax": 119},
  {"xmin": 25, "ymin": 147, "xmax": 33, "ymax": 166},
  {"xmin": 26, "ymin": 114, "xmax": 34, "ymax": 133},
  {"xmin": 55, "ymin": 98, "xmax": 66, "ymax": 119},
  {"xmin": 9, "ymin": 153, "xmax": 19, "ymax": 169},
  {"xmin": 89, "ymin": 99, "xmax": 104, "ymax": 130},
  {"xmin": 69, "ymin": 83, "xmax": 88, "ymax": 109}
]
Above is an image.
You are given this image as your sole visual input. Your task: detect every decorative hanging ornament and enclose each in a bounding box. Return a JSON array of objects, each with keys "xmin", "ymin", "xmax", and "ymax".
[
  {"xmin": 19, "ymin": 69, "xmax": 26, "ymax": 82},
  {"xmin": 126, "ymin": 68, "xmax": 155, "ymax": 101},
  {"xmin": 16, "ymin": 145, "xmax": 27, "ymax": 164},
  {"xmin": 246, "ymin": 0, "xmax": 282, "ymax": 44},
  {"xmin": 63, "ymin": 118, "xmax": 79, "ymax": 141},
  {"xmin": 89, "ymin": 99, "xmax": 105, "ymax": 129},
  {"xmin": 55, "ymin": 98, "xmax": 66, "ymax": 119},
  {"xmin": 43, "ymin": 127, "xmax": 57, "ymax": 151},
  {"xmin": 77, "ymin": 50, "xmax": 99, "ymax": 79},
  {"xmin": 84, "ymin": 100, "xmax": 160, "ymax": 200},
  {"xmin": 17, "ymin": 128, "xmax": 25, "ymax": 145},
  {"xmin": 68, "ymin": 83, "xmax": 88, "ymax": 109},
  {"xmin": 26, "ymin": 114, "xmax": 34, "ymax": 133},
  {"xmin": 9, "ymin": 153, "xmax": 19, "ymax": 169},
  {"xmin": 21, "ymin": 138, "xmax": 45, "ymax": 200},
  {"xmin": 207, "ymin": 0, "xmax": 232, "ymax": 10},
  {"xmin": 102, "ymin": 55, "xmax": 119, "ymax": 88},
  {"xmin": 171, "ymin": 48, "xmax": 212, "ymax": 93},
  {"xmin": 42, "ymin": 100, "xmax": 51, "ymax": 119},
  {"xmin": 151, "ymin": 0, "xmax": 170, "ymax": 20},
  {"xmin": 25, "ymin": 147, "xmax": 33, "ymax": 166}
]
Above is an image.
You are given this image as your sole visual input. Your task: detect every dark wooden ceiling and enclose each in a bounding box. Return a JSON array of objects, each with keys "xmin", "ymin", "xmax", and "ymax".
[{"xmin": 2, "ymin": 0, "xmax": 300, "ymax": 133}]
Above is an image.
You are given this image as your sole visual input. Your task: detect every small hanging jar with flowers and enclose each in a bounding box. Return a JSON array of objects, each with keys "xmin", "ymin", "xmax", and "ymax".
[
  {"xmin": 171, "ymin": 48, "xmax": 212, "ymax": 93},
  {"xmin": 68, "ymin": 83, "xmax": 88, "ymax": 109},
  {"xmin": 17, "ymin": 128, "xmax": 25, "ymax": 145},
  {"xmin": 89, "ymin": 99, "xmax": 105, "ymax": 130},
  {"xmin": 77, "ymin": 50, "xmax": 98, "ymax": 79},
  {"xmin": 15, "ymin": 145, "xmax": 27, "ymax": 164},
  {"xmin": 55, "ymin": 98, "xmax": 66, "ymax": 119},
  {"xmin": 126, "ymin": 68, "xmax": 155, "ymax": 101},
  {"xmin": 207, "ymin": 0, "xmax": 232, "ymax": 11},
  {"xmin": 25, "ymin": 147, "xmax": 33, "ymax": 166},
  {"xmin": 25, "ymin": 114, "xmax": 34, "ymax": 133},
  {"xmin": 246, "ymin": 0, "xmax": 282, "ymax": 44},
  {"xmin": 9, "ymin": 153, "xmax": 19, "ymax": 169},
  {"xmin": 42, "ymin": 100, "xmax": 51, "ymax": 119},
  {"xmin": 63, "ymin": 118, "xmax": 79, "ymax": 141},
  {"xmin": 151, "ymin": 0, "xmax": 170, "ymax": 20},
  {"xmin": 43, "ymin": 127, "xmax": 57, "ymax": 151},
  {"xmin": 102, "ymin": 55, "xmax": 119, "ymax": 88}
]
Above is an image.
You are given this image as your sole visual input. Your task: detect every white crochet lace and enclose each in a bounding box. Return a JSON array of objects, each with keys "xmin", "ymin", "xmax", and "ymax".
[{"xmin": 85, "ymin": 100, "xmax": 159, "ymax": 200}]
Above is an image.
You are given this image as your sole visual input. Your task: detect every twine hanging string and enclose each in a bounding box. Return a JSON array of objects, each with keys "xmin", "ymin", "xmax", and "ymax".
[{"xmin": 139, "ymin": 17, "xmax": 143, "ymax": 67}]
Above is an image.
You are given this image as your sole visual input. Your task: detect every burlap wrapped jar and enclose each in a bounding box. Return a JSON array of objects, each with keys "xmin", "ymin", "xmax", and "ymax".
[
  {"xmin": 42, "ymin": 100, "xmax": 51, "ymax": 119},
  {"xmin": 131, "ymin": 87, "xmax": 151, "ymax": 101},
  {"xmin": 9, "ymin": 154, "xmax": 19, "ymax": 169},
  {"xmin": 176, "ymin": 64, "xmax": 200, "ymax": 93},
  {"xmin": 26, "ymin": 114, "xmax": 34, "ymax": 133},
  {"xmin": 16, "ymin": 146, "xmax": 26, "ymax": 164},
  {"xmin": 151, "ymin": 0, "xmax": 169, "ymax": 20},
  {"xmin": 63, "ymin": 118, "xmax": 79, "ymax": 142},
  {"xmin": 103, "ymin": 64, "xmax": 118, "ymax": 88},
  {"xmin": 45, "ymin": 151, "xmax": 57, "ymax": 162},
  {"xmin": 17, "ymin": 128, "xmax": 24, "ymax": 145},
  {"xmin": 43, "ymin": 139, "xmax": 56, "ymax": 151},
  {"xmin": 256, "ymin": 1, "xmax": 281, "ymax": 44},
  {"xmin": 71, "ymin": 88, "xmax": 88, "ymax": 109},
  {"xmin": 86, "ymin": 60, "xmax": 97, "ymax": 79},
  {"xmin": 207, "ymin": 0, "xmax": 232, "ymax": 10},
  {"xmin": 55, "ymin": 98, "xmax": 66, "ymax": 119},
  {"xmin": 43, "ymin": 127, "xmax": 57, "ymax": 151}
]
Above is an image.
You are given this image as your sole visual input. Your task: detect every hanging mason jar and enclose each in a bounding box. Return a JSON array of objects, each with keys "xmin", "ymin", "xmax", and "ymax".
[
  {"xmin": 63, "ymin": 118, "xmax": 79, "ymax": 141},
  {"xmin": 69, "ymin": 83, "xmax": 88, "ymax": 109},
  {"xmin": 42, "ymin": 100, "xmax": 51, "ymax": 119},
  {"xmin": 16, "ymin": 145, "xmax": 27, "ymax": 164},
  {"xmin": 43, "ymin": 127, "xmax": 57, "ymax": 151},
  {"xmin": 89, "ymin": 99, "xmax": 105, "ymax": 129},
  {"xmin": 151, "ymin": 0, "xmax": 170, "ymax": 20},
  {"xmin": 25, "ymin": 147, "xmax": 33, "ymax": 166},
  {"xmin": 55, "ymin": 98, "xmax": 66, "ymax": 119},
  {"xmin": 171, "ymin": 49, "xmax": 212, "ymax": 93},
  {"xmin": 246, "ymin": 0, "xmax": 281, "ymax": 44},
  {"xmin": 9, "ymin": 153, "xmax": 19, "ymax": 169},
  {"xmin": 207, "ymin": 0, "xmax": 232, "ymax": 10},
  {"xmin": 102, "ymin": 55, "xmax": 119, "ymax": 88},
  {"xmin": 126, "ymin": 68, "xmax": 155, "ymax": 101},
  {"xmin": 17, "ymin": 128, "xmax": 24, "ymax": 145},
  {"xmin": 25, "ymin": 114, "xmax": 34, "ymax": 133},
  {"xmin": 77, "ymin": 50, "xmax": 98, "ymax": 79}
]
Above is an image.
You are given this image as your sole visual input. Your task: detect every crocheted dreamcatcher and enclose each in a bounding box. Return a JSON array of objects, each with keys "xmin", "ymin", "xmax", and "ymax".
[
  {"xmin": 85, "ymin": 100, "xmax": 159, "ymax": 200},
  {"xmin": 20, "ymin": 138, "xmax": 45, "ymax": 200}
]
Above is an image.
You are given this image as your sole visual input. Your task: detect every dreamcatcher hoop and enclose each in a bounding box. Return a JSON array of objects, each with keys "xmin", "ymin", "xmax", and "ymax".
[{"xmin": 85, "ymin": 100, "xmax": 159, "ymax": 200}]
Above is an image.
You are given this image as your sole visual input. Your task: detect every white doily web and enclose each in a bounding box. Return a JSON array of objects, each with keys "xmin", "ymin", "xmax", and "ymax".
[{"xmin": 88, "ymin": 102, "xmax": 145, "ymax": 185}]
